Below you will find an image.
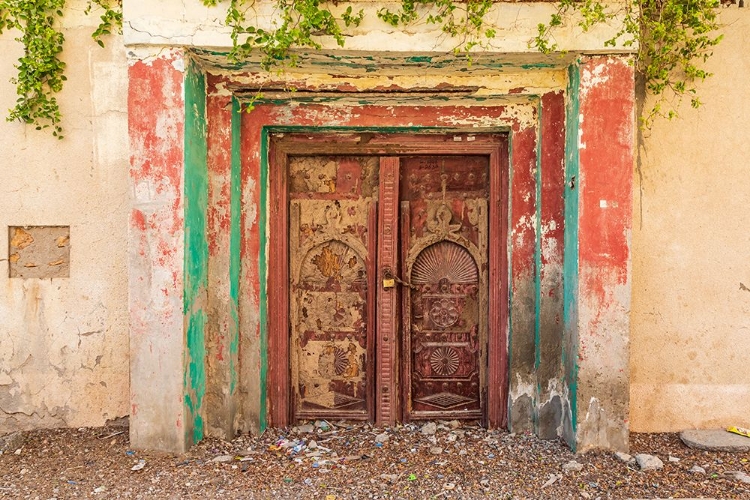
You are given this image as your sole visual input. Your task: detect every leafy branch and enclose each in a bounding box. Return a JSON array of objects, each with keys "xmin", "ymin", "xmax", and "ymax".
[
  {"xmin": 533, "ymin": 0, "xmax": 724, "ymax": 125},
  {"xmin": 377, "ymin": 0, "xmax": 496, "ymax": 55},
  {"xmin": 208, "ymin": 0, "xmax": 363, "ymax": 70},
  {"xmin": 0, "ymin": 0, "xmax": 122, "ymax": 138}
]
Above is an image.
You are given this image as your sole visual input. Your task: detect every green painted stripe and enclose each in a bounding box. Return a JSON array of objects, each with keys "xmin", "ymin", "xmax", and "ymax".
[
  {"xmin": 229, "ymin": 97, "xmax": 242, "ymax": 395},
  {"xmin": 183, "ymin": 58, "xmax": 209, "ymax": 445},
  {"xmin": 258, "ymin": 126, "xmax": 269, "ymax": 432},
  {"xmin": 562, "ymin": 61, "xmax": 581, "ymax": 449}
]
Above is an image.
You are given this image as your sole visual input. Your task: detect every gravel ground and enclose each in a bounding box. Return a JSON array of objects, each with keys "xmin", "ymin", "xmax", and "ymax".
[{"xmin": 1, "ymin": 421, "xmax": 749, "ymax": 499}]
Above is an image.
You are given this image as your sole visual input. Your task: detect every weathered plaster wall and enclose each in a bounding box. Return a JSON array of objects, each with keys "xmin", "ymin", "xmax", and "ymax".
[
  {"xmin": 630, "ymin": 7, "xmax": 750, "ymax": 432},
  {"xmin": 0, "ymin": 2, "xmax": 129, "ymax": 432},
  {"xmin": 122, "ymin": 1, "xmax": 627, "ymax": 53}
]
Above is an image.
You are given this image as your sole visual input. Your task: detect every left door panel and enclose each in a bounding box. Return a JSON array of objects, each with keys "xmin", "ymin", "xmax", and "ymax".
[{"xmin": 288, "ymin": 155, "xmax": 379, "ymax": 421}]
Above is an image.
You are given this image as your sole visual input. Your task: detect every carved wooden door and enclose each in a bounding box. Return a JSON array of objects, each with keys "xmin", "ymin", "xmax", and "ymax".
[
  {"xmin": 288, "ymin": 156, "xmax": 378, "ymax": 421},
  {"xmin": 399, "ymin": 156, "xmax": 489, "ymax": 421},
  {"xmin": 281, "ymin": 142, "xmax": 496, "ymax": 426}
]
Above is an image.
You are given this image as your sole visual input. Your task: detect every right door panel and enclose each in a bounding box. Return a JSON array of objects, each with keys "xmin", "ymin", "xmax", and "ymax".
[{"xmin": 400, "ymin": 156, "xmax": 489, "ymax": 421}]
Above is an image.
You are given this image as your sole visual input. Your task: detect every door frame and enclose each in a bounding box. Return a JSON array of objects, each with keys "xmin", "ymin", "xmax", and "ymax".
[{"xmin": 267, "ymin": 131, "xmax": 509, "ymax": 428}]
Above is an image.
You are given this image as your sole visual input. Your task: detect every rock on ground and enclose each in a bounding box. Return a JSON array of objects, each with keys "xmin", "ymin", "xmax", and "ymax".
[
  {"xmin": 636, "ymin": 453, "xmax": 664, "ymax": 471},
  {"xmin": 681, "ymin": 429, "xmax": 750, "ymax": 453},
  {"xmin": 0, "ymin": 432, "xmax": 25, "ymax": 453}
]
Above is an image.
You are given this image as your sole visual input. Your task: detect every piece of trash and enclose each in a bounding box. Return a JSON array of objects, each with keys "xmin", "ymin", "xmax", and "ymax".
[
  {"xmin": 93, "ymin": 486, "xmax": 106, "ymax": 493},
  {"xmin": 408, "ymin": 473, "xmax": 417, "ymax": 481},
  {"xmin": 67, "ymin": 480, "xmax": 78, "ymax": 485},
  {"xmin": 283, "ymin": 477, "xmax": 294, "ymax": 484},
  {"xmin": 727, "ymin": 426, "xmax": 750, "ymax": 438},
  {"xmin": 125, "ymin": 450, "xmax": 135, "ymax": 457},
  {"xmin": 212, "ymin": 455, "xmax": 234, "ymax": 463},
  {"xmin": 542, "ymin": 473, "xmax": 561, "ymax": 488},
  {"xmin": 325, "ymin": 495, "xmax": 336, "ymax": 500},
  {"xmin": 443, "ymin": 482, "xmax": 456, "ymax": 490},
  {"xmin": 131, "ymin": 459, "xmax": 146, "ymax": 472}
]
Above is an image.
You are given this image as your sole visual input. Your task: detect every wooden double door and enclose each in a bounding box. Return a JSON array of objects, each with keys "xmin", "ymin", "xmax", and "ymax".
[{"xmin": 268, "ymin": 134, "xmax": 508, "ymax": 427}]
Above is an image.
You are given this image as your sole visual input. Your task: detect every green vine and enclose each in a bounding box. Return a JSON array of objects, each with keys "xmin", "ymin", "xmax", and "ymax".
[
  {"xmin": 207, "ymin": 0, "xmax": 363, "ymax": 70},
  {"xmin": 533, "ymin": 0, "xmax": 724, "ymax": 124},
  {"xmin": 0, "ymin": 0, "xmax": 726, "ymax": 136},
  {"xmin": 377, "ymin": 0, "xmax": 496, "ymax": 55},
  {"xmin": 0, "ymin": 0, "xmax": 121, "ymax": 138}
]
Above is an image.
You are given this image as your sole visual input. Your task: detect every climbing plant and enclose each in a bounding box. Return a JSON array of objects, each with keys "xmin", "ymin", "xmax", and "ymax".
[
  {"xmin": 533, "ymin": 0, "xmax": 724, "ymax": 124},
  {"xmin": 0, "ymin": 0, "xmax": 121, "ymax": 138},
  {"xmin": 0, "ymin": 0, "xmax": 726, "ymax": 135}
]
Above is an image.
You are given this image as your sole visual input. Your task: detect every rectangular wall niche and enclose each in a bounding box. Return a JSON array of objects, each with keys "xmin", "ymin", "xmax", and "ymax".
[{"xmin": 8, "ymin": 226, "xmax": 70, "ymax": 278}]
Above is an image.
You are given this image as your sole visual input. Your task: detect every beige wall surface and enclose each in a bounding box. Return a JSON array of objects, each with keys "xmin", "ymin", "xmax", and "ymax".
[
  {"xmin": 122, "ymin": 0, "xmax": 630, "ymax": 52},
  {"xmin": 0, "ymin": 1, "xmax": 129, "ymax": 432},
  {"xmin": 631, "ymin": 7, "xmax": 750, "ymax": 432}
]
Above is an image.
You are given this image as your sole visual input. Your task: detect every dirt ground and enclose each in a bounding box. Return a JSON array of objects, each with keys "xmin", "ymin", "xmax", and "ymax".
[{"xmin": 1, "ymin": 422, "xmax": 749, "ymax": 499}]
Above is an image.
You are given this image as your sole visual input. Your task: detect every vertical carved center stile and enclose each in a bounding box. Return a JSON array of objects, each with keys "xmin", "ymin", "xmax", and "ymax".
[{"xmin": 376, "ymin": 157, "xmax": 400, "ymax": 425}]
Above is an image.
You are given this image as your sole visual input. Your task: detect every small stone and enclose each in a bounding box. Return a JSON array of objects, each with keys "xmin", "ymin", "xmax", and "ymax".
[
  {"xmin": 635, "ymin": 454, "xmax": 664, "ymax": 471},
  {"xmin": 580, "ymin": 491, "xmax": 591, "ymax": 499},
  {"xmin": 421, "ymin": 422, "xmax": 437, "ymax": 435},
  {"xmin": 212, "ymin": 455, "xmax": 234, "ymax": 463},
  {"xmin": 380, "ymin": 474, "xmax": 398, "ymax": 482},
  {"xmin": 614, "ymin": 452, "xmax": 632, "ymax": 464},
  {"xmin": 447, "ymin": 420, "xmax": 461, "ymax": 429},
  {"xmin": 562, "ymin": 460, "xmax": 584, "ymax": 472},
  {"xmin": 93, "ymin": 486, "xmax": 106, "ymax": 494},
  {"xmin": 668, "ymin": 455, "xmax": 680, "ymax": 462},
  {"xmin": 296, "ymin": 424, "xmax": 315, "ymax": 433},
  {"xmin": 307, "ymin": 440, "xmax": 318, "ymax": 449},
  {"xmin": 443, "ymin": 482, "xmax": 456, "ymax": 490},
  {"xmin": 689, "ymin": 465, "xmax": 706, "ymax": 474},
  {"xmin": 375, "ymin": 433, "xmax": 389, "ymax": 444},
  {"xmin": 429, "ymin": 447, "xmax": 443, "ymax": 455},
  {"xmin": 459, "ymin": 449, "xmax": 467, "ymax": 456}
]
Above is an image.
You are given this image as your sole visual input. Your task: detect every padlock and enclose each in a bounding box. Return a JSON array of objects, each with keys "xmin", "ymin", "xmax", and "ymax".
[{"xmin": 382, "ymin": 278, "xmax": 395, "ymax": 289}]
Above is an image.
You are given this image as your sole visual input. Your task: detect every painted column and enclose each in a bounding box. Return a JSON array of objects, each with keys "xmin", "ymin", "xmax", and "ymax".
[
  {"xmin": 535, "ymin": 91, "xmax": 566, "ymax": 440},
  {"xmin": 203, "ymin": 77, "xmax": 240, "ymax": 440},
  {"xmin": 508, "ymin": 120, "xmax": 539, "ymax": 433},
  {"xmin": 564, "ymin": 56, "xmax": 634, "ymax": 452},
  {"xmin": 128, "ymin": 48, "xmax": 189, "ymax": 452}
]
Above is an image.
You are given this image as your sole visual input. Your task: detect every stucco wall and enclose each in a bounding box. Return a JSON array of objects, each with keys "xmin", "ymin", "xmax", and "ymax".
[
  {"xmin": 0, "ymin": 2, "xmax": 129, "ymax": 432},
  {"xmin": 630, "ymin": 7, "xmax": 750, "ymax": 432}
]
